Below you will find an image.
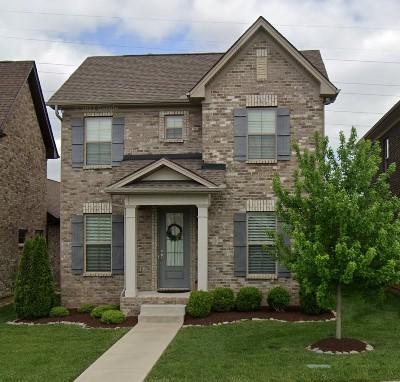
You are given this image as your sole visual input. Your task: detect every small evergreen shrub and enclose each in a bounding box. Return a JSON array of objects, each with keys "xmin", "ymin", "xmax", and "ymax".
[
  {"xmin": 14, "ymin": 236, "xmax": 55, "ymax": 319},
  {"xmin": 78, "ymin": 303, "xmax": 96, "ymax": 313},
  {"xmin": 91, "ymin": 304, "xmax": 119, "ymax": 318},
  {"xmin": 186, "ymin": 291, "xmax": 213, "ymax": 317},
  {"xmin": 236, "ymin": 287, "xmax": 262, "ymax": 311},
  {"xmin": 101, "ymin": 309, "xmax": 125, "ymax": 324},
  {"xmin": 299, "ymin": 287, "xmax": 325, "ymax": 315},
  {"xmin": 267, "ymin": 287, "xmax": 290, "ymax": 311},
  {"xmin": 49, "ymin": 306, "xmax": 70, "ymax": 317},
  {"xmin": 212, "ymin": 288, "xmax": 235, "ymax": 312}
]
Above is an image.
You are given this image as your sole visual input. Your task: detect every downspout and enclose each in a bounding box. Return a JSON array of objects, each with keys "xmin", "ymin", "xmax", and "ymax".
[{"xmin": 54, "ymin": 104, "xmax": 63, "ymax": 121}]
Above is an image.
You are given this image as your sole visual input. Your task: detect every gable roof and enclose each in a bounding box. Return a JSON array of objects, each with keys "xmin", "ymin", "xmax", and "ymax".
[
  {"xmin": 48, "ymin": 18, "xmax": 333, "ymax": 107},
  {"xmin": 0, "ymin": 61, "xmax": 59, "ymax": 159},
  {"xmin": 106, "ymin": 158, "xmax": 224, "ymax": 194},
  {"xmin": 189, "ymin": 17, "xmax": 338, "ymax": 102},
  {"xmin": 363, "ymin": 99, "xmax": 400, "ymax": 140}
]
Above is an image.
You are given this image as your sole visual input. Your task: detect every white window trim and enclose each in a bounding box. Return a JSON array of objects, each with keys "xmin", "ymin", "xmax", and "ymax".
[
  {"xmin": 84, "ymin": 117, "xmax": 113, "ymax": 167},
  {"xmin": 246, "ymin": 212, "xmax": 278, "ymax": 279},
  {"xmin": 84, "ymin": 214, "xmax": 112, "ymax": 274},
  {"xmin": 247, "ymin": 108, "xmax": 277, "ymax": 162},
  {"xmin": 385, "ymin": 138, "xmax": 390, "ymax": 160}
]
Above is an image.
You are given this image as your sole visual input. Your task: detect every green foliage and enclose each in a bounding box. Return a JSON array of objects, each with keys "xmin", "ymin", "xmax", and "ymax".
[
  {"xmin": 78, "ymin": 303, "xmax": 96, "ymax": 313},
  {"xmin": 273, "ymin": 128, "xmax": 400, "ymax": 336},
  {"xmin": 14, "ymin": 236, "xmax": 55, "ymax": 319},
  {"xmin": 299, "ymin": 286, "xmax": 325, "ymax": 315},
  {"xmin": 100, "ymin": 309, "xmax": 125, "ymax": 324},
  {"xmin": 90, "ymin": 304, "xmax": 119, "ymax": 318},
  {"xmin": 212, "ymin": 288, "xmax": 235, "ymax": 312},
  {"xmin": 186, "ymin": 291, "xmax": 213, "ymax": 318},
  {"xmin": 49, "ymin": 306, "xmax": 70, "ymax": 317},
  {"xmin": 267, "ymin": 287, "xmax": 290, "ymax": 311},
  {"xmin": 235, "ymin": 287, "xmax": 262, "ymax": 311}
]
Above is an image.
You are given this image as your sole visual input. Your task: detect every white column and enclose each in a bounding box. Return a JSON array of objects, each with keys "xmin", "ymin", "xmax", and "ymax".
[
  {"xmin": 197, "ymin": 205, "xmax": 209, "ymax": 291},
  {"xmin": 125, "ymin": 205, "xmax": 137, "ymax": 297}
]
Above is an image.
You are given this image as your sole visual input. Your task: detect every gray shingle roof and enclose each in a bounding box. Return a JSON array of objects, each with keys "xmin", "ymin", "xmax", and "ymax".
[{"xmin": 48, "ymin": 50, "xmax": 328, "ymax": 106}]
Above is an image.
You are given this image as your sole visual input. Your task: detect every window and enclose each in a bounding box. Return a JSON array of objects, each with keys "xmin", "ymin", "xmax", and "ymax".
[
  {"xmin": 165, "ymin": 115, "xmax": 184, "ymax": 140},
  {"xmin": 247, "ymin": 108, "xmax": 276, "ymax": 160},
  {"xmin": 85, "ymin": 117, "xmax": 112, "ymax": 165},
  {"xmin": 247, "ymin": 213, "xmax": 277, "ymax": 275},
  {"xmin": 384, "ymin": 138, "xmax": 390, "ymax": 170},
  {"xmin": 35, "ymin": 230, "xmax": 44, "ymax": 236},
  {"xmin": 85, "ymin": 214, "xmax": 112, "ymax": 272},
  {"xmin": 18, "ymin": 229, "xmax": 28, "ymax": 246}
]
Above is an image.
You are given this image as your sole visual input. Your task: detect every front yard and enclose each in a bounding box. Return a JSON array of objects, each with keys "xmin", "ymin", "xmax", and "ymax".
[
  {"xmin": 0, "ymin": 304, "xmax": 128, "ymax": 382},
  {"xmin": 147, "ymin": 292, "xmax": 400, "ymax": 382}
]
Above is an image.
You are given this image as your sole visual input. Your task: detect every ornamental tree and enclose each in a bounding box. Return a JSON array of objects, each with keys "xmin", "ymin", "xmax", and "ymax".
[{"xmin": 273, "ymin": 128, "xmax": 400, "ymax": 339}]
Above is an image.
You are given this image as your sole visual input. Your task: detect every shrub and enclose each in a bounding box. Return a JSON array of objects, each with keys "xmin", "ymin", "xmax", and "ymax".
[
  {"xmin": 212, "ymin": 288, "xmax": 235, "ymax": 312},
  {"xmin": 49, "ymin": 306, "xmax": 70, "ymax": 317},
  {"xmin": 236, "ymin": 287, "xmax": 262, "ymax": 311},
  {"xmin": 14, "ymin": 236, "xmax": 55, "ymax": 319},
  {"xmin": 78, "ymin": 303, "xmax": 96, "ymax": 313},
  {"xmin": 267, "ymin": 287, "xmax": 290, "ymax": 311},
  {"xmin": 299, "ymin": 287, "xmax": 325, "ymax": 315},
  {"xmin": 101, "ymin": 309, "xmax": 125, "ymax": 324},
  {"xmin": 186, "ymin": 291, "xmax": 213, "ymax": 318},
  {"xmin": 90, "ymin": 304, "xmax": 119, "ymax": 318}
]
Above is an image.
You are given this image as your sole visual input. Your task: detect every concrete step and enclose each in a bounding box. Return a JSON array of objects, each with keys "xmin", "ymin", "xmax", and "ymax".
[{"xmin": 138, "ymin": 304, "xmax": 186, "ymax": 324}]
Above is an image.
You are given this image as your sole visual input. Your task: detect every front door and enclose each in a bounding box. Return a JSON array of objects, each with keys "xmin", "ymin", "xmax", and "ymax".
[{"xmin": 159, "ymin": 209, "xmax": 191, "ymax": 290}]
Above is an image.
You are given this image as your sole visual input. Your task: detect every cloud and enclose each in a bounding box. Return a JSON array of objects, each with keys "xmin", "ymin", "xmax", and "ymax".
[{"xmin": 1, "ymin": 0, "xmax": 400, "ymax": 180}]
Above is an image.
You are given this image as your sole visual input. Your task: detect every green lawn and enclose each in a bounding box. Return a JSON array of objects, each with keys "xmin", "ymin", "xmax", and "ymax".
[
  {"xmin": 147, "ymin": 292, "xmax": 400, "ymax": 382},
  {"xmin": 0, "ymin": 304, "xmax": 128, "ymax": 382}
]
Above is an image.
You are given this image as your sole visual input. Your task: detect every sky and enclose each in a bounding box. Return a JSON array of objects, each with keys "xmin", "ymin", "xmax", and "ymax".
[{"xmin": 1, "ymin": 0, "xmax": 400, "ymax": 181}]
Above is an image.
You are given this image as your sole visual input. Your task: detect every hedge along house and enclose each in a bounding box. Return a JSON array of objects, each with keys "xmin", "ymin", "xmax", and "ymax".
[{"xmin": 48, "ymin": 17, "xmax": 338, "ymax": 315}]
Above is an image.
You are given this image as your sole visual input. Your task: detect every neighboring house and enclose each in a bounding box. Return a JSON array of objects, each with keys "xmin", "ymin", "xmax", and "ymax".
[
  {"xmin": 0, "ymin": 61, "xmax": 59, "ymax": 298},
  {"xmin": 47, "ymin": 179, "xmax": 61, "ymax": 287},
  {"xmin": 363, "ymin": 99, "xmax": 400, "ymax": 194},
  {"xmin": 48, "ymin": 17, "xmax": 338, "ymax": 314}
]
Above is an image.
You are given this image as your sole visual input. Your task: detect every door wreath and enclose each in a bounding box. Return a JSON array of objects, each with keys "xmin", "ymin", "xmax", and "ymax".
[{"xmin": 166, "ymin": 223, "xmax": 183, "ymax": 241}]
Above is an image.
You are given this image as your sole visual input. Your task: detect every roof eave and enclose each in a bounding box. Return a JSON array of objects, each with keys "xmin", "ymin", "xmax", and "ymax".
[{"xmin": 105, "ymin": 186, "xmax": 225, "ymax": 194}]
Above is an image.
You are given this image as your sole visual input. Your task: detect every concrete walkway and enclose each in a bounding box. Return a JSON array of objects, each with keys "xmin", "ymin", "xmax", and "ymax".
[{"xmin": 75, "ymin": 322, "xmax": 181, "ymax": 382}]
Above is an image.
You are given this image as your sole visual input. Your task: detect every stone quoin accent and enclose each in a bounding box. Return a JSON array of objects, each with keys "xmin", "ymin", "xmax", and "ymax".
[
  {"xmin": 82, "ymin": 202, "xmax": 112, "ymax": 214},
  {"xmin": 246, "ymin": 199, "xmax": 275, "ymax": 212}
]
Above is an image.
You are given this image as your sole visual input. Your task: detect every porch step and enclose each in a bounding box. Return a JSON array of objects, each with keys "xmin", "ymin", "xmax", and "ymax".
[{"xmin": 138, "ymin": 304, "xmax": 186, "ymax": 324}]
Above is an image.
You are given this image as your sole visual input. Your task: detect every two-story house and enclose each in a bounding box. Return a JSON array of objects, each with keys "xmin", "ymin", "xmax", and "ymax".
[
  {"xmin": 0, "ymin": 61, "xmax": 59, "ymax": 298},
  {"xmin": 48, "ymin": 17, "xmax": 338, "ymax": 314}
]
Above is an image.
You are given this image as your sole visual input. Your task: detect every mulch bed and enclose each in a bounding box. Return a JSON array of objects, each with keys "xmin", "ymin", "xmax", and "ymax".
[
  {"xmin": 184, "ymin": 306, "xmax": 334, "ymax": 325},
  {"xmin": 310, "ymin": 337, "xmax": 367, "ymax": 352},
  {"xmin": 16, "ymin": 309, "xmax": 138, "ymax": 329}
]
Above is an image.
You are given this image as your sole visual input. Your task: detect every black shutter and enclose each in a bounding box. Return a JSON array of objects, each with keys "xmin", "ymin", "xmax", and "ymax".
[
  {"xmin": 112, "ymin": 118, "xmax": 124, "ymax": 166},
  {"xmin": 277, "ymin": 108, "xmax": 290, "ymax": 161},
  {"xmin": 234, "ymin": 212, "xmax": 247, "ymax": 277},
  {"xmin": 112, "ymin": 215, "xmax": 124, "ymax": 274},
  {"xmin": 234, "ymin": 108, "xmax": 247, "ymax": 161},
  {"xmin": 71, "ymin": 118, "xmax": 84, "ymax": 168},
  {"xmin": 71, "ymin": 215, "xmax": 84, "ymax": 274}
]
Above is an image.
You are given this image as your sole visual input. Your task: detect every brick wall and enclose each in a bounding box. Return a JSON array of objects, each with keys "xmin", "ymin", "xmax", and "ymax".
[{"xmin": 0, "ymin": 82, "xmax": 47, "ymax": 298}]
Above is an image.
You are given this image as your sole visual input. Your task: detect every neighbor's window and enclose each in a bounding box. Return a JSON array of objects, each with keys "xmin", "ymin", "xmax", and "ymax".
[
  {"xmin": 165, "ymin": 115, "xmax": 184, "ymax": 140},
  {"xmin": 247, "ymin": 108, "xmax": 276, "ymax": 160},
  {"xmin": 85, "ymin": 117, "xmax": 112, "ymax": 165},
  {"xmin": 85, "ymin": 214, "xmax": 112, "ymax": 272},
  {"xmin": 247, "ymin": 212, "xmax": 277, "ymax": 275},
  {"xmin": 18, "ymin": 229, "xmax": 28, "ymax": 246},
  {"xmin": 384, "ymin": 138, "xmax": 390, "ymax": 170}
]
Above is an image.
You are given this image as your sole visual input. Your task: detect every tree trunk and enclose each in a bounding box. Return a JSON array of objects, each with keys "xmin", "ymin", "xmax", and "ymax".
[{"xmin": 336, "ymin": 283, "xmax": 342, "ymax": 340}]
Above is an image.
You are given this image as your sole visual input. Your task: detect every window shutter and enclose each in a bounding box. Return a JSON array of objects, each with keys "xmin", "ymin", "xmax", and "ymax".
[
  {"xmin": 234, "ymin": 108, "xmax": 247, "ymax": 161},
  {"xmin": 277, "ymin": 107, "xmax": 290, "ymax": 161},
  {"xmin": 234, "ymin": 212, "xmax": 247, "ymax": 276},
  {"xmin": 71, "ymin": 215, "xmax": 84, "ymax": 274},
  {"xmin": 112, "ymin": 117, "xmax": 124, "ymax": 166},
  {"xmin": 277, "ymin": 219, "xmax": 291, "ymax": 278},
  {"xmin": 71, "ymin": 118, "xmax": 84, "ymax": 168},
  {"xmin": 112, "ymin": 215, "xmax": 124, "ymax": 274}
]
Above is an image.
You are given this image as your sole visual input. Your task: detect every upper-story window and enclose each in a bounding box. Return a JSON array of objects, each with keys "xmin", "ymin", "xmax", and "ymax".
[
  {"xmin": 247, "ymin": 108, "xmax": 276, "ymax": 160},
  {"xmin": 85, "ymin": 117, "xmax": 112, "ymax": 165},
  {"xmin": 165, "ymin": 115, "xmax": 184, "ymax": 140},
  {"xmin": 384, "ymin": 137, "xmax": 390, "ymax": 170}
]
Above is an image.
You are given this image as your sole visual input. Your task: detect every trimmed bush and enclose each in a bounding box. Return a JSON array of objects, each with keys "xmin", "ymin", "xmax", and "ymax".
[
  {"xmin": 212, "ymin": 288, "xmax": 235, "ymax": 312},
  {"xmin": 49, "ymin": 306, "xmax": 70, "ymax": 317},
  {"xmin": 186, "ymin": 291, "xmax": 213, "ymax": 318},
  {"xmin": 299, "ymin": 287, "xmax": 325, "ymax": 315},
  {"xmin": 236, "ymin": 287, "xmax": 262, "ymax": 312},
  {"xmin": 78, "ymin": 303, "xmax": 96, "ymax": 313},
  {"xmin": 101, "ymin": 309, "xmax": 125, "ymax": 324},
  {"xmin": 91, "ymin": 304, "xmax": 119, "ymax": 319},
  {"xmin": 267, "ymin": 287, "xmax": 290, "ymax": 311},
  {"xmin": 14, "ymin": 236, "xmax": 55, "ymax": 319}
]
